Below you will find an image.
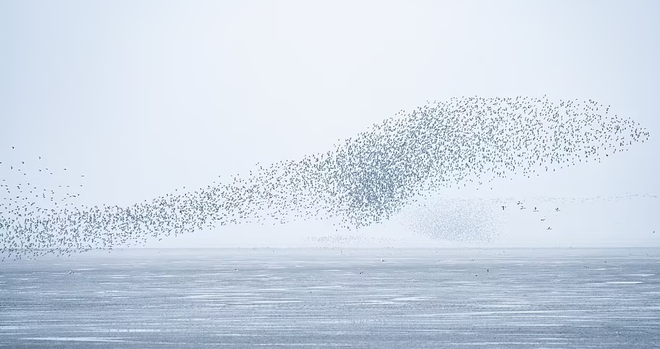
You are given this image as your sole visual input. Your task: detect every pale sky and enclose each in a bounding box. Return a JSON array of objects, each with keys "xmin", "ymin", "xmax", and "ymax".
[{"xmin": 1, "ymin": 0, "xmax": 659, "ymax": 248}]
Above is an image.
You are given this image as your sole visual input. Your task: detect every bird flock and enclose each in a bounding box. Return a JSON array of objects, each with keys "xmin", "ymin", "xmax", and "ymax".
[
  {"xmin": 0, "ymin": 96, "xmax": 651, "ymax": 260},
  {"xmin": 396, "ymin": 193, "xmax": 658, "ymax": 243}
]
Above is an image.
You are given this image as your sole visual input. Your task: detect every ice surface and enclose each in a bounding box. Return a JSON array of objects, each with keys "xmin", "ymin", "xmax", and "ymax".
[{"xmin": 1, "ymin": 248, "xmax": 659, "ymax": 348}]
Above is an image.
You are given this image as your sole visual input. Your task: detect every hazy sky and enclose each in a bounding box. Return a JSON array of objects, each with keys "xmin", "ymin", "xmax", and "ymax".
[{"xmin": 1, "ymin": 0, "xmax": 659, "ymax": 248}]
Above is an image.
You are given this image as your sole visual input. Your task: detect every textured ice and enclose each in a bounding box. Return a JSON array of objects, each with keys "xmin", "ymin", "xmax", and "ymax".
[{"xmin": 1, "ymin": 248, "xmax": 659, "ymax": 348}]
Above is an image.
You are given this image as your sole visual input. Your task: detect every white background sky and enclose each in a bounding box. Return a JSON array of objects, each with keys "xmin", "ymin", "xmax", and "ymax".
[{"xmin": 1, "ymin": 0, "xmax": 659, "ymax": 248}]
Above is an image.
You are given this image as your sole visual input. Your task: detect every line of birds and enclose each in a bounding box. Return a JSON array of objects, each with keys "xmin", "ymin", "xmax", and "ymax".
[
  {"xmin": 0, "ymin": 96, "xmax": 652, "ymax": 261},
  {"xmin": 305, "ymin": 235, "xmax": 400, "ymax": 245}
]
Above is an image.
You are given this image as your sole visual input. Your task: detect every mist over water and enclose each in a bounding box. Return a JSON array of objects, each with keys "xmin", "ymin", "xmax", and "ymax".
[{"xmin": 0, "ymin": 97, "xmax": 652, "ymax": 260}]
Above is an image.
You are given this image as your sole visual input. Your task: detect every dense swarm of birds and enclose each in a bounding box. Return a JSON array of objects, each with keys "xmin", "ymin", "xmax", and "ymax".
[
  {"xmin": 397, "ymin": 197, "xmax": 506, "ymax": 243},
  {"xmin": 0, "ymin": 96, "xmax": 651, "ymax": 260}
]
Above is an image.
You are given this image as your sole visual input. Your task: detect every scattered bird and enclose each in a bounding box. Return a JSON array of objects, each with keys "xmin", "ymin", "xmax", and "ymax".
[{"xmin": 0, "ymin": 96, "xmax": 651, "ymax": 260}]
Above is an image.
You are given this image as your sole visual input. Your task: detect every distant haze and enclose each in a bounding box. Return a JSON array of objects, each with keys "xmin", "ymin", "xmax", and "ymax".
[{"xmin": 1, "ymin": 0, "xmax": 658, "ymax": 249}]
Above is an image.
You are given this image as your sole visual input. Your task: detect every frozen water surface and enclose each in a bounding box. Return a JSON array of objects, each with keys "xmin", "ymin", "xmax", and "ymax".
[{"xmin": 1, "ymin": 248, "xmax": 659, "ymax": 348}]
